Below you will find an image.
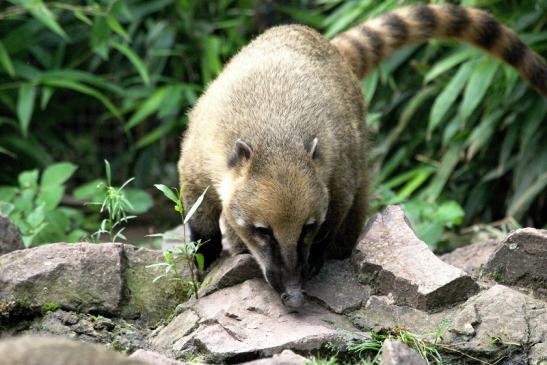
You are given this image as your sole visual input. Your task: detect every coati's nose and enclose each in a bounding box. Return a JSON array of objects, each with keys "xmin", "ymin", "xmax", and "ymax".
[{"xmin": 281, "ymin": 288, "xmax": 305, "ymax": 309}]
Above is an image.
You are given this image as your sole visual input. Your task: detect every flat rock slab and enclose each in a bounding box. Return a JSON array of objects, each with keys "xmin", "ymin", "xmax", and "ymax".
[
  {"xmin": 446, "ymin": 285, "xmax": 547, "ymax": 361},
  {"xmin": 305, "ymin": 259, "xmax": 370, "ymax": 314},
  {"xmin": 239, "ymin": 349, "xmax": 307, "ymax": 365},
  {"xmin": 352, "ymin": 205, "xmax": 478, "ymax": 311},
  {"xmin": 0, "ymin": 335, "xmax": 144, "ymax": 365},
  {"xmin": 381, "ymin": 339, "xmax": 426, "ymax": 365},
  {"xmin": 198, "ymin": 254, "xmax": 262, "ymax": 298},
  {"xmin": 130, "ymin": 349, "xmax": 205, "ymax": 365},
  {"xmin": 440, "ymin": 239, "xmax": 499, "ymax": 278},
  {"xmin": 482, "ymin": 228, "xmax": 547, "ymax": 297},
  {"xmin": 150, "ymin": 279, "xmax": 361, "ymax": 363},
  {"xmin": 0, "ymin": 214, "xmax": 24, "ymax": 255},
  {"xmin": 0, "ymin": 243, "xmax": 186, "ymax": 324}
]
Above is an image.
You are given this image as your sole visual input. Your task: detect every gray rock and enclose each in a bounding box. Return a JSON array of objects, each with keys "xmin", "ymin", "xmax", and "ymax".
[
  {"xmin": 0, "ymin": 242, "xmax": 124, "ymax": 317},
  {"xmin": 0, "ymin": 214, "xmax": 24, "ymax": 255},
  {"xmin": 446, "ymin": 285, "xmax": 547, "ymax": 361},
  {"xmin": 130, "ymin": 349, "xmax": 204, "ymax": 365},
  {"xmin": 529, "ymin": 343, "xmax": 547, "ymax": 365},
  {"xmin": 239, "ymin": 349, "xmax": 307, "ymax": 364},
  {"xmin": 0, "ymin": 243, "xmax": 188, "ymax": 325},
  {"xmin": 380, "ymin": 339, "xmax": 426, "ymax": 365},
  {"xmin": 482, "ymin": 228, "xmax": 547, "ymax": 298},
  {"xmin": 440, "ymin": 239, "xmax": 499, "ymax": 278},
  {"xmin": 0, "ymin": 335, "xmax": 144, "ymax": 365},
  {"xmin": 150, "ymin": 278, "xmax": 359, "ymax": 363},
  {"xmin": 122, "ymin": 245, "xmax": 189, "ymax": 325},
  {"xmin": 305, "ymin": 259, "xmax": 370, "ymax": 314},
  {"xmin": 162, "ymin": 224, "xmax": 191, "ymax": 253},
  {"xmin": 352, "ymin": 205, "xmax": 479, "ymax": 311},
  {"xmin": 350, "ymin": 295, "xmax": 456, "ymax": 337},
  {"xmin": 198, "ymin": 254, "xmax": 262, "ymax": 298},
  {"xmin": 23, "ymin": 309, "xmax": 148, "ymax": 354}
]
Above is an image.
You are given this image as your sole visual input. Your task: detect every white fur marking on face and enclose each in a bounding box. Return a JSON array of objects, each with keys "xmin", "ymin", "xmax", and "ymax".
[
  {"xmin": 306, "ymin": 217, "xmax": 316, "ymax": 225},
  {"xmin": 218, "ymin": 175, "xmax": 233, "ymax": 203},
  {"xmin": 235, "ymin": 217, "xmax": 246, "ymax": 227},
  {"xmin": 320, "ymin": 210, "xmax": 327, "ymax": 223},
  {"xmin": 253, "ymin": 222, "xmax": 268, "ymax": 229}
]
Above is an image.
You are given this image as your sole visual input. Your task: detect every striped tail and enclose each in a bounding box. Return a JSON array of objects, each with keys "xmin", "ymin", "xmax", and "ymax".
[{"xmin": 331, "ymin": 4, "xmax": 547, "ymax": 97}]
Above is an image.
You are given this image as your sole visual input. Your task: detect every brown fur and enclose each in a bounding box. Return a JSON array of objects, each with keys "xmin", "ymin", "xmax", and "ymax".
[
  {"xmin": 0, "ymin": 336, "xmax": 143, "ymax": 365},
  {"xmin": 178, "ymin": 4, "xmax": 545, "ymax": 305}
]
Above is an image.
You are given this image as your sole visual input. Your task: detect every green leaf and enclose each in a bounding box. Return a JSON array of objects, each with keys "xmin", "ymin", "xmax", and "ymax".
[
  {"xmin": 104, "ymin": 159, "xmax": 112, "ymax": 186},
  {"xmin": 424, "ymin": 48, "xmax": 475, "ymax": 83},
  {"xmin": 124, "ymin": 189, "xmax": 153, "ymax": 214},
  {"xmin": 36, "ymin": 185, "xmax": 64, "ymax": 210},
  {"xmin": 0, "ymin": 202, "xmax": 15, "ymax": 215},
  {"xmin": 41, "ymin": 162, "xmax": 77, "ymax": 187},
  {"xmin": 0, "ymin": 186, "xmax": 18, "ymax": 202},
  {"xmin": 91, "ymin": 16, "xmax": 111, "ymax": 59},
  {"xmin": 436, "ymin": 201, "xmax": 465, "ymax": 226},
  {"xmin": 0, "ymin": 41, "xmax": 15, "ymax": 77},
  {"xmin": 73, "ymin": 179, "xmax": 104, "ymax": 200},
  {"xmin": 40, "ymin": 78, "xmax": 122, "ymax": 119},
  {"xmin": 18, "ymin": 169, "xmax": 39, "ymax": 189},
  {"xmin": 184, "ymin": 187, "xmax": 208, "ymax": 224},
  {"xmin": 125, "ymin": 87, "xmax": 168, "ymax": 130},
  {"xmin": 459, "ymin": 58, "xmax": 499, "ymax": 122},
  {"xmin": 428, "ymin": 62, "xmax": 473, "ymax": 137},
  {"xmin": 112, "ymin": 42, "xmax": 150, "ymax": 85},
  {"xmin": 424, "ymin": 144, "xmax": 463, "ymax": 203},
  {"xmin": 154, "ymin": 184, "xmax": 178, "ymax": 204},
  {"xmin": 195, "ymin": 253, "xmax": 205, "ymax": 273},
  {"xmin": 107, "ymin": 15, "xmax": 130, "ymax": 42},
  {"xmin": 27, "ymin": 204, "xmax": 46, "ymax": 227},
  {"xmin": 10, "ymin": 0, "xmax": 68, "ymax": 39},
  {"xmin": 17, "ymin": 83, "xmax": 36, "ymax": 136}
]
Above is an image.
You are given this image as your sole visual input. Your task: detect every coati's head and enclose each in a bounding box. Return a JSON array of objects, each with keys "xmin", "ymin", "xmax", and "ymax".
[{"xmin": 220, "ymin": 138, "xmax": 328, "ymax": 308}]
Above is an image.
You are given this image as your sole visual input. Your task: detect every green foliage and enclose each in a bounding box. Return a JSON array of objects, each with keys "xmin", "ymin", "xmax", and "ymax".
[
  {"xmin": 0, "ymin": 0, "xmax": 258, "ymax": 187},
  {"xmin": 147, "ymin": 184, "xmax": 208, "ymax": 299},
  {"xmin": 89, "ymin": 160, "xmax": 140, "ymax": 242},
  {"xmin": 0, "ymin": 0, "xmax": 545, "ymax": 246},
  {"xmin": 0, "ymin": 162, "xmax": 87, "ymax": 246}
]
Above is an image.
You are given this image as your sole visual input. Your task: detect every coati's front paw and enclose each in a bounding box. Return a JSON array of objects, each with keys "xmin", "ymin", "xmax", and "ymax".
[
  {"xmin": 305, "ymin": 253, "xmax": 325, "ymax": 279},
  {"xmin": 219, "ymin": 212, "xmax": 248, "ymax": 256}
]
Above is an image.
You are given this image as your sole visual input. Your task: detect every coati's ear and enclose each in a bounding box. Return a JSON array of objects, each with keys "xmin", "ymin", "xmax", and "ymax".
[
  {"xmin": 307, "ymin": 137, "xmax": 319, "ymax": 159},
  {"xmin": 228, "ymin": 139, "xmax": 253, "ymax": 168}
]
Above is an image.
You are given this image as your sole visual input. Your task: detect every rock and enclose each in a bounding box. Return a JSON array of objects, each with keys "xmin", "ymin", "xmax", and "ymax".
[
  {"xmin": 350, "ymin": 295, "xmax": 456, "ymax": 336},
  {"xmin": 130, "ymin": 349, "xmax": 204, "ymax": 365},
  {"xmin": 352, "ymin": 205, "xmax": 479, "ymax": 311},
  {"xmin": 122, "ymin": 245, "xmax": 189, "ymax": 324},
  {"xmin": 0, "ymin": 335, "xmax": 144, "ymax": 365},
  {"xmin": 150, "ymin": 279, "xmax": 361, "ymax": 363},
  {"xmin": 239, "ymin": 349, "xmax": 307, "ymax": 364},
  {"xmin": 0, "ymin": 214, "xmax": 24, "ymax": 255},
  {"xmin": 0, "ymin": 242, "xmax": 188, "ymax": 325},
  {"xmin": 198, "ymin": 254, "xmax": 262, "ymax": 298},
  {"xmin": 305, "ymin": 259, "xmax": 370, "ymax": 314},
  {"xmin": 162, "ymin": 224, "xmax": 191, "ymax": 253},
  {"xmin": 23, "ymin": 309, "xmax": 148, "ymax": 353},
  {"xmin": 440, "ymin": 239, "xmax": 499, "ymax": 278},
  {"xmin": 0, "ymin": 242, "xmax": 124, "ymax": 317},
  {"xmin": 482, "ymin": 228, "xmax": 547, "ymax": 297},
  {"xmin": 380, "ymin": 339, "xmax": 426, "ymax": 365},
  {"xmin": 529, "ymin": 343, "xmax": 547, "ymax": 365},
  {"xmin": 446, "ymin": 285, "xmax": 547, "ymax": 361}
]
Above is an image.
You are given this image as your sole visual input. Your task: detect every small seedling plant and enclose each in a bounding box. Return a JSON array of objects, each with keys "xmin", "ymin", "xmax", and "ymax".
[
  {"xmin": 147, "ymin": 183, "xmax": 208, "ymax": 299},
  {"xmin": 89, "ymin": 160, "xmax": 136, "ymax": 242}
]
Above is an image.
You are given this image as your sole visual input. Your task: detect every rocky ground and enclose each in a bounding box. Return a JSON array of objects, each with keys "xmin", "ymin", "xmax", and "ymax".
[{"xmin": 0, "ymin": 206, "xmax": 546, "ymax": 365}]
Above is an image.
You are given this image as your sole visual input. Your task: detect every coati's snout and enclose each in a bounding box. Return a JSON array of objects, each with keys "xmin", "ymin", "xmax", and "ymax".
[{"xmin": 219, "ymin": 139, "xmax": 328, "ymax": 308}]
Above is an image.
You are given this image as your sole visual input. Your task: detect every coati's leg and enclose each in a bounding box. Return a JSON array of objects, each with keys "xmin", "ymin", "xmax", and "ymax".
[
  {"xmin": 307, "ymin": 180, "xmax": 356, "ymax": 276},
  {"xmin": 180, "ymin": 175, "xmax": 223, "ymax": 267},
  {"xmin": 219, "ymin": 212, "xmax": 248, "ymax": 255},
  {"xmin": 332, "ymin": 180, "xmax": 368, "ymax": 258}
]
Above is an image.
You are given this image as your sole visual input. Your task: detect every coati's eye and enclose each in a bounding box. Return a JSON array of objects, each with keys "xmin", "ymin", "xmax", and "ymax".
[
  {"xmin": 253, "ymin": 225, "xmax": 273, "ymax": 238},
  {"xmin": 301, "ymin": 221, "xmax": 317, "ymax": 236}
]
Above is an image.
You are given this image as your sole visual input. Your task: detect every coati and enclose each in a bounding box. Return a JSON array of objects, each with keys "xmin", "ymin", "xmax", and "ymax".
[
  {"xmin": 0, "ymin": 336, "xmax": 144, "ymax": 365},
  {"xmin": 178, "ymin": 4, "xmax": 546, "ymax": 308}
]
